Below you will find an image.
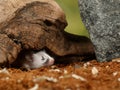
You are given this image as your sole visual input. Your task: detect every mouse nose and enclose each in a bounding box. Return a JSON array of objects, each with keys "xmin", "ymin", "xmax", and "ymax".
[{"xmin": 48, "ymin": 59, "xmax": 54, "ymax": 66}]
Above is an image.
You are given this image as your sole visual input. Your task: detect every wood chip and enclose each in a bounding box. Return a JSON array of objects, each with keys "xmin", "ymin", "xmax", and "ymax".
[
  {"xmin": 112, "ymin": 58, "xmax": 120, "ymax": 62},
  {"xmin": 113, "ymin": 72, "xmax": 118, "ymax": 76},
  {"xmin": 118, "ymin": 78, "xmax": 120, "ymax": 82},
  {"xmin": 0, "ymin": 68, "xmax": 10, "ymax": 75},
  {"xmin": 72, "ymin": 74, "xmax": 86, "ymax": 81},
  {"xmin": 64, "ymin": 69, "xmax": 68, "ymax": 74},
  {"xmin": 91, "ymin": 67, "xmax": 98, "ymax": 75},
  {"xmin": 29, "ymin": 84, "xmax": 39, "ymax": 90},
  {"xmin": 83, "ymin": 62, "xmax": 90, "ymax": 68},
  {"xmin": 33, "ymin": 76, "xmax": 58, "ymax": 83},
  {"xmin": 49, "ymin": 69, "xmax": 61, "ymax": 72}
]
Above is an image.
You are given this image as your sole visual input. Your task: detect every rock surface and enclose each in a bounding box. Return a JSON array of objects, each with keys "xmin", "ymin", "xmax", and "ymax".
[{"xmin": 78, "ymin": 0, "xmax": 120, "ymax": 62}]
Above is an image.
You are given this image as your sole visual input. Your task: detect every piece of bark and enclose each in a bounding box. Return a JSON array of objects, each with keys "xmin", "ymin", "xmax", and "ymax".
[{"xmin": 0, "ymin": 0, "xmax": 94, "ymax": 66}]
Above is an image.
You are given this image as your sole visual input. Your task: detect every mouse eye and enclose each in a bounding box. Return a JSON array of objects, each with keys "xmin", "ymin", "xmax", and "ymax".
[
  {"xmin": 44, "ymin": 59, "xmax": 49, "ymax": 64},
  {"xmin": 41, "ymin": 56, "xmax": 45, "ymax": 61}
]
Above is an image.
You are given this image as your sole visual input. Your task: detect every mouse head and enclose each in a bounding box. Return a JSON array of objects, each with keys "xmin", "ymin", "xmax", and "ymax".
[{"xmin": 23, "ymin": 50, "xmax": 54, "ymax": 70}]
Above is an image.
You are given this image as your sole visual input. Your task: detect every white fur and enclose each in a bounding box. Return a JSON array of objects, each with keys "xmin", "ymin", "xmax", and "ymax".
[{"xmin": 22, "ymin": 50, "xmax": 54, "ymax": 70}]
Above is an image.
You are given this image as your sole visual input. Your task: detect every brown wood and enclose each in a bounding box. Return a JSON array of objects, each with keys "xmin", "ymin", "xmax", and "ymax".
[{"xmin": 0, "ymin": 0, "xmax": 95, "ymax": 66}]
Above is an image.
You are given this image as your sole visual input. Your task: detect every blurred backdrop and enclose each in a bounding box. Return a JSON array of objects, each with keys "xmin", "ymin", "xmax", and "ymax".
[{"xmin": 56, "ymin": 0, "xmax": 89, "ymax": 37}]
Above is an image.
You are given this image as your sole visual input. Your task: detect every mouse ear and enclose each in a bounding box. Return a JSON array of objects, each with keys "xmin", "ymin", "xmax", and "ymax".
[
  {"xmin": 42, "ymin": 49, "xmax": 46, "ymax": 52},
  {"xmin": 25, "ymin": 54, "xmax": 33, "ymax": 62}
]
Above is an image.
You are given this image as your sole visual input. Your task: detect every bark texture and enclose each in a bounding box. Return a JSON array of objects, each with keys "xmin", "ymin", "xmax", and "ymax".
[{"xmin": 0, "ymin": 0, "xmax": 94, "ymax": 66}]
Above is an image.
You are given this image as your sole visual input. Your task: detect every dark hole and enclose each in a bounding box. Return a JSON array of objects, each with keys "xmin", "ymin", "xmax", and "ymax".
[
  {"xmin": 13, "ymin": 39, "xmax": 20, "ymax": 44},
  {"xmin": 44, "ymin": 20, "xmax": 53, "ymax": 26},
  {"xmin": 8, "ymin": 34, "xmax": 20, "ymax": 44}
]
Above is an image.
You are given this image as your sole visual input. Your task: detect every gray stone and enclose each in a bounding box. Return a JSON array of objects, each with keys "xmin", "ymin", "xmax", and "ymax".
[{"xmin": 78, "ymin": 0, "xmax": 120, "ymax": 62}]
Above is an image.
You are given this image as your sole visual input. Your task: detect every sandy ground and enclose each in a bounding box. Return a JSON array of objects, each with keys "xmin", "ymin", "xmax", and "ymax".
[{"xmin": 0, "ymin": 59, "xmax": 120, "ymax": 90}]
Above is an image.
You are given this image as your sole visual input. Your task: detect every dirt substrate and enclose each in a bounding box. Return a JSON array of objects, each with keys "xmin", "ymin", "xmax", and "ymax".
[{"xmin": 0, "ymin": 59, "xmax": 120, "ymax": 90}]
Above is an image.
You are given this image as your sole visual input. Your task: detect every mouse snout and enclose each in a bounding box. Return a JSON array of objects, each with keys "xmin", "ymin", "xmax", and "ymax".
[{"xmin": 48, "ymin": 58, "xmax": 54, "ymax": 66}]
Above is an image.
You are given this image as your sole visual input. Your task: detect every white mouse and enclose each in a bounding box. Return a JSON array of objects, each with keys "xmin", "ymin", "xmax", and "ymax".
[{"xmin": 22, "ymin": 50, "xmax": 54, "ymax": 70}]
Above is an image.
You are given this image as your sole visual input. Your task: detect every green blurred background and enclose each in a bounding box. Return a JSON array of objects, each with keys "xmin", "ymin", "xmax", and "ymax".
[{"xmin": 55, "ymin": 0, "xmax": 89, "ymax": 37}]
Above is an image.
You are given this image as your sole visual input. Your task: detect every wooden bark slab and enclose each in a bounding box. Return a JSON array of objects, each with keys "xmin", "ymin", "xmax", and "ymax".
[{"xmin": 0, "ymin": 0, "xmax": 94, "ymax": 66}]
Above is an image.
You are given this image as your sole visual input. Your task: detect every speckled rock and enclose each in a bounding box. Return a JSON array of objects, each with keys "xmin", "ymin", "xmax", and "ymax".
[{"xmin": 78, "ymin": 0, "xmax": 120, "ymax": 62}]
